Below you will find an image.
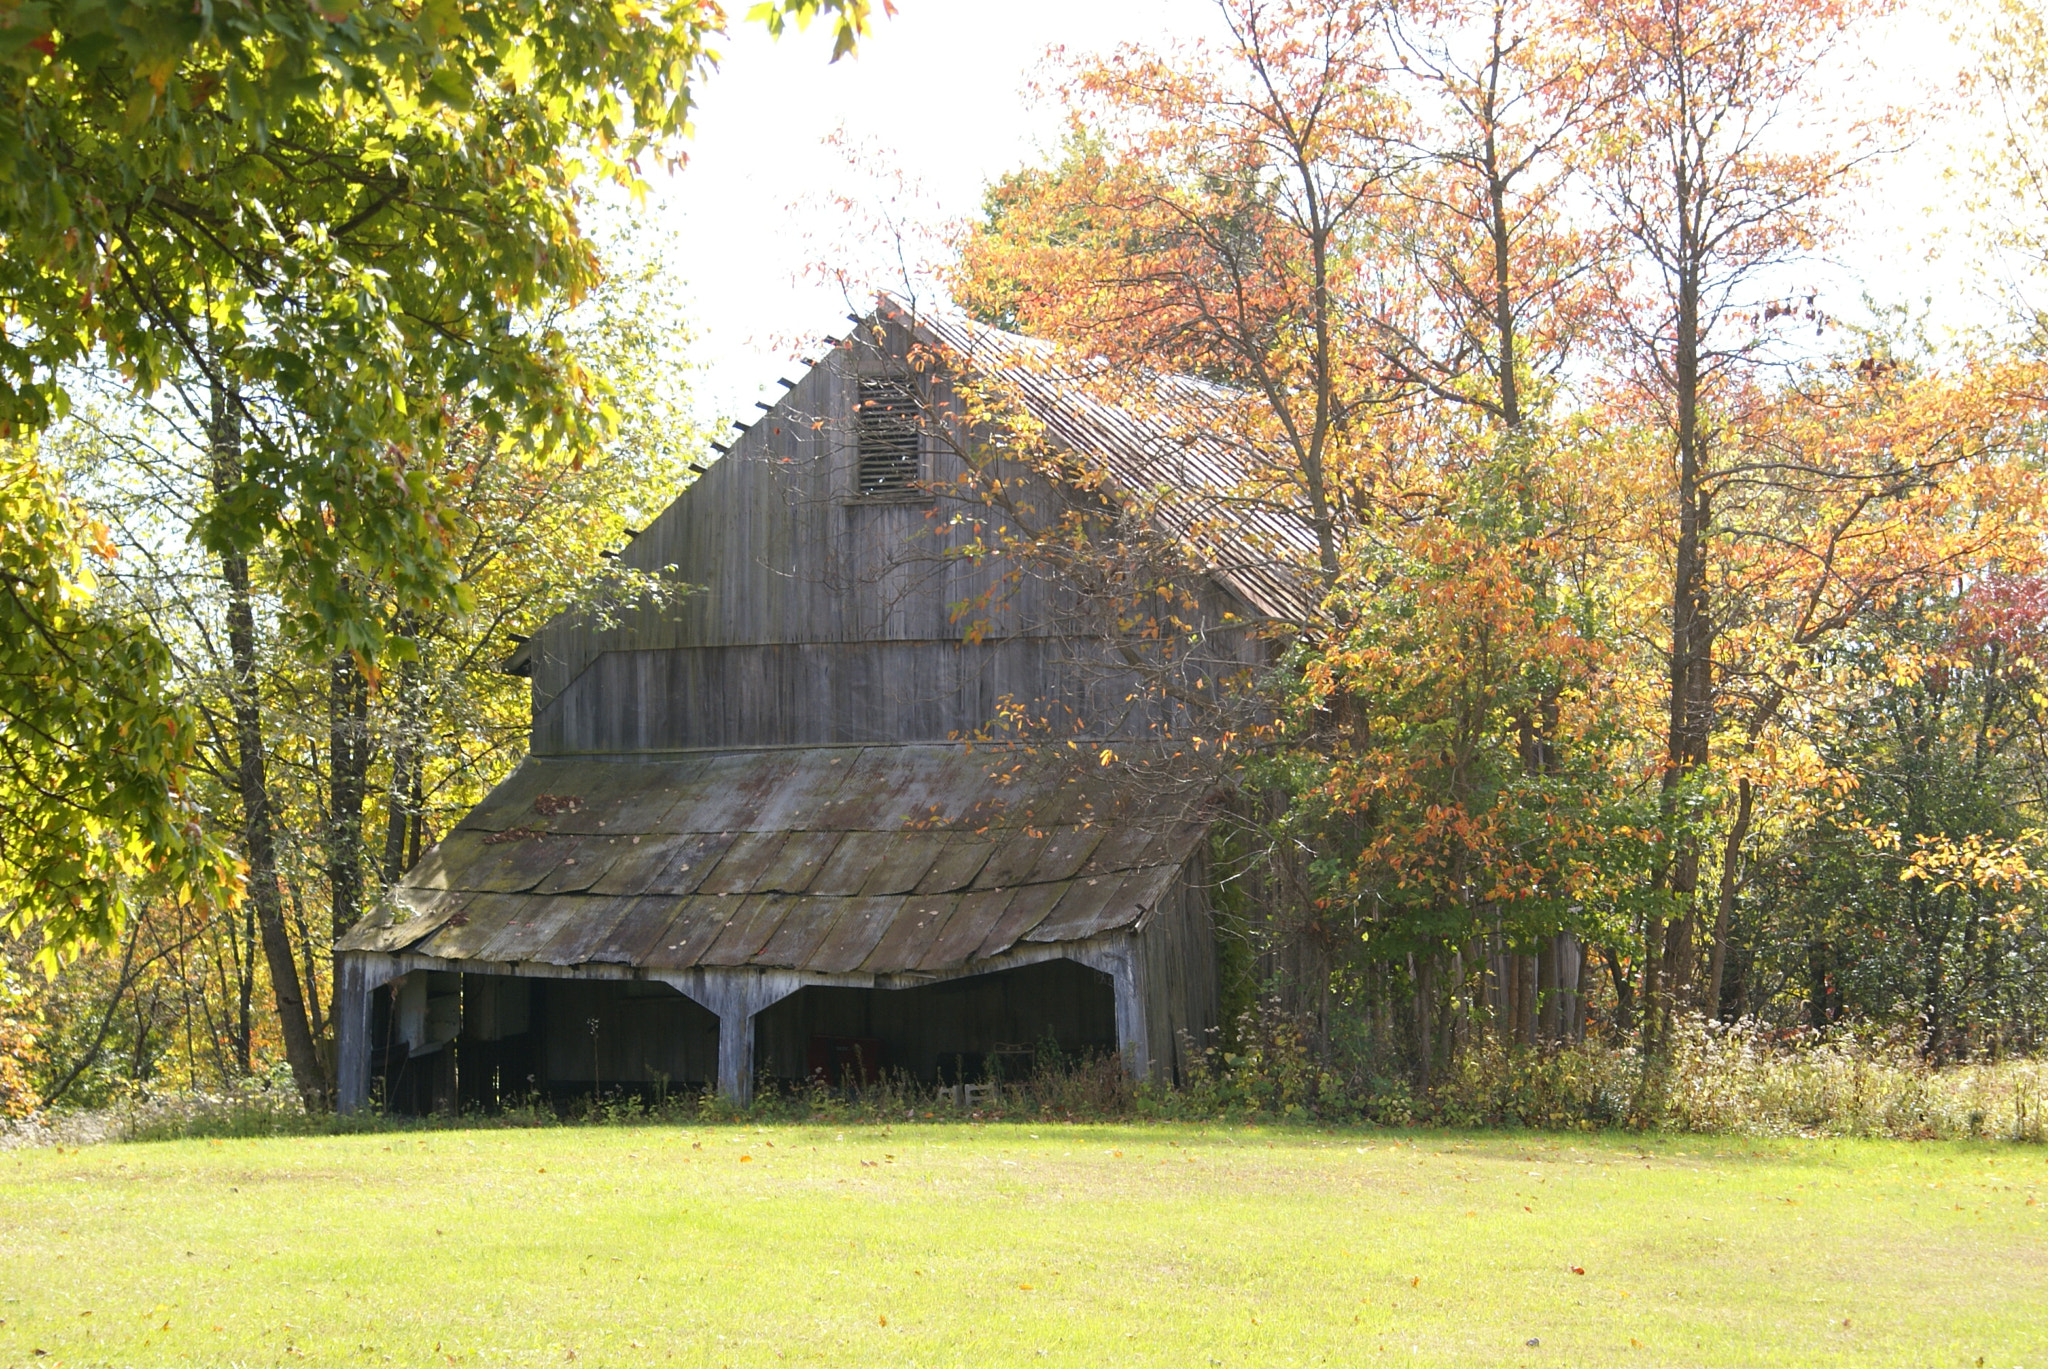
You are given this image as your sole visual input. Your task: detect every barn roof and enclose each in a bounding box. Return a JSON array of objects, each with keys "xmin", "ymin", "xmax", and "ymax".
[
  {"xmin": 905, "ymin": 304, "xmax": 1322, "ymax": 625},
  {"xmin": 341, "ymin": 744, "xmax": 1205, "ymax": 977}
]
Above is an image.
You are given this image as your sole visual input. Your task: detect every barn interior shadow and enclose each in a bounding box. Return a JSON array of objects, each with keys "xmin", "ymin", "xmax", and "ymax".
[{"xmin": 370, "ymin": 958, "xmax": 1116, "ymax": 1115}]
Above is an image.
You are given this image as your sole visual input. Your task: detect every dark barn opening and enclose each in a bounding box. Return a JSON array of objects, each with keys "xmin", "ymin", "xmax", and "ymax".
[
  {"xmin": 373, "ymin": 973, "xmax": 719, "ymax": 1114},
  {"xmin": 526, "ymin": 978, "xmax": 719, "ymax": 1102},
  {"xmin": 753, "ymin": 958, "xmax": 1117, "ymax": 1088}
]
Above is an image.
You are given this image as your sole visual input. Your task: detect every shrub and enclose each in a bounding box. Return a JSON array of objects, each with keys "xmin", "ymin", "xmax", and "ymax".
[{"xmin": 6, "ymin": 1015, "xmax": 2043, "ymax": 1145}]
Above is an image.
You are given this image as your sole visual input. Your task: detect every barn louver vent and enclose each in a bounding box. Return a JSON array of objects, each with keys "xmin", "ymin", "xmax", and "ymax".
[{"xmin": 856, "ymin": 377, "xmax": 921, "ymax": 495}]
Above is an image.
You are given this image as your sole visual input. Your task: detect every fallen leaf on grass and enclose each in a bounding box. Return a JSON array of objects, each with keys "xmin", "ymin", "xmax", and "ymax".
[
  {"xmin": 1410, "ymin": 1277, "xmax": 1420, "ymax": 1288},
  {"xmin": 1019, "ymin": 1284, "xmax": 1035, "ymax": 1291},
  {"xmin": 878, "ymin": 1316, "xmax": 888, "ymax": 1327},
  {"xmin": 740, "ymin": 1155, "xmax": 753, "ymax": 1163},
  {"xmin": 1570, "ymin": 1267, "xmax": 1585, "ymax": 1276}
]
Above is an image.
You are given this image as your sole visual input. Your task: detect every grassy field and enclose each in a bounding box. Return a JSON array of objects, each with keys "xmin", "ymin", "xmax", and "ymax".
[{"xmin": 0, "ymin": 1123, "xmax": 2041, "ymax": 1368}]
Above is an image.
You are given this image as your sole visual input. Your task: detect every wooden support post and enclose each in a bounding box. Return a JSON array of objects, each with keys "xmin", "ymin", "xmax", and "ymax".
[
  {"xmin": 1068, "ymin": 940, "xmax": 1150, "ymax": 1082},
  {"xmin": 654, "ymin": 969, "xmax": 804, "ymax": 1105},
  {"xmin": 717, "ymin": 1003, "xmax": 755, "ymax": 1105},
  {"xmin": 335, "ymin": 951, "xmax": 400, "ymax": 1115}
]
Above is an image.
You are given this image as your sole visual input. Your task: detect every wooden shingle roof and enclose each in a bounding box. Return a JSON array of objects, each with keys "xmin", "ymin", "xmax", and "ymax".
[{"xmin": 341, "ymin": 745, "xmax": 1204, "ymax": 977}]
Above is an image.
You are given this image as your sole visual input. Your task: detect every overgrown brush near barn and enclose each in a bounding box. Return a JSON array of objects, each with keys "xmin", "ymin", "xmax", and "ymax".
[{"xmin": 8, "ymin": 1016, "xmax": 2043, "ymax": 1145}]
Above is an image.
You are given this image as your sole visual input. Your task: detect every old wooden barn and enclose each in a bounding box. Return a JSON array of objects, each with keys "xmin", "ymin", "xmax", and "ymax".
[{"xmin": 333, "ymin": 300, "xmax": 1312, "ymax": 1113}]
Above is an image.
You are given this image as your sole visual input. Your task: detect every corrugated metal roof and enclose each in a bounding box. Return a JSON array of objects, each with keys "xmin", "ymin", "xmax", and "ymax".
[
  {"xmin": 339, "ymin": 745, "xmax": 1204, "ymax": 976},
  {"xmin": 904, "ymin": 304, "xmax": 1322, "ymax": 625}
]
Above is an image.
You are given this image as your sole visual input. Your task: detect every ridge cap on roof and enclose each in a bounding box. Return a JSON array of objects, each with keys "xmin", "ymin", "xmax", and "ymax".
[{"xmin": 876, "ymin": 291, "xmax": 1246, "ymax": 406}]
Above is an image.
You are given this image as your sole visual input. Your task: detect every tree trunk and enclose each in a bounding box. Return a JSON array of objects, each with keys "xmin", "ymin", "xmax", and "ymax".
[
  {"xmin": 407, "ymin": 763, "xmax": 427, "ymax": 869},
  {"xmin": 1707, "ymin": 775, "xmax": 1753, "ymax": 1019},
  {"xmin": 1569, "ymin": 939, "xmax": 1591, "ymax": 1043},
  {"xmin": 285, "ymin": 872, "xmax": 323, "ymax": 1041},
  {"xmin": 1537, "ymin": 937, "xmax": 1560, "ymax": 1045},
  {"xmin": 1650, "ymin": 160, "xmax": 1715, "ymax": 1055},
  {"xmin": 1412, "ymin": 954, "xmax": 1435, "ymax": 1088},
  {"xmin": 1516, "ymin": 953, "xmax": 1537, "ymax": 1046},
  {"xmin": 1448, "ymin": 947, "xmax": 1469, "ymax": 1054},
  {"xmin": 1485, "ymin": 118, "xmax": 1522, "ymax": 429},
  {"xmin": 1662, "ymin": 913, "xmax": 1697, "ymax": 1023},
  {"xmin": 234, "ymin": 898, "xmax": 255, "ymax": 1075},
  {"xmin": 211, "ymin": 372, "xmax": 328, "ymax": 1109},
  {"xmin": 380, "ymin": 627, "xmax": 421, "ymax": 884},
  {"xmin": 329, "ymin": 651, "xmax": 371, "ymax": 939},
  {"xmin": 1602, "ymin": 945, "xmax": 1636, "ymax": 1036}
]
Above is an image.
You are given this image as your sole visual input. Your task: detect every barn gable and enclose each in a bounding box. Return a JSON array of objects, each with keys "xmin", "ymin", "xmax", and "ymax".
[
  {"xmin": 333, "ymin": 300, "xmax": 1292, "ymax": 1112},
  {"xmin": 509, "ymin": 302, "xmax": 1289, "ymax": 756}
]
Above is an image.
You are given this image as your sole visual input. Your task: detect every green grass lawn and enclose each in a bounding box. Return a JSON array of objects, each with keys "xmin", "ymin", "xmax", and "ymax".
[{"xmin": 0, "ymin": 1122, "xmax": 2041, "ymax": 1368}]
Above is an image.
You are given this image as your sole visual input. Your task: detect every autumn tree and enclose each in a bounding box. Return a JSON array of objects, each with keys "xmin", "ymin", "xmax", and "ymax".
[
  {"xmin": 1352, "ymin": 0, "xmax": 1633, "ymax": 1050},
  {"xmin": 952, "ymin": 0, "xmax": 1651, "ymax": 1069},
  {"xmin": 0, "ymin": 0, "xmax": 880, "ymax": 1103},
  {"xmin": 1577, "ymin": 0, "xmax": 1899, "ymax": 1041},
  {"xmin": 0, "ymin": 444, "xmax": 237, "ymax": 963},
  {"xmin": 21, "ymin": 242, "xmax": 703, "ymax": 1102},
  {"xmin": 960, "ymin": 0, "xmax": 1418, "ymax": 593},
  {"xmin": 1735, "ymin": 574, "xmax": 2048, "ymax": 1055},
  {"xmin": 1377, "ymin": 0, "xmax": 1616, "ymax": 429}
]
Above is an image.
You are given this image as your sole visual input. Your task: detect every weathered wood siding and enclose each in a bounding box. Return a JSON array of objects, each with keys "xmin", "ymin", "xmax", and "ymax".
[
  {"xmin": 533, "ymin": 640, "xmax": 1189, "ymax": 752},
  {"xmin": 1132, "ymin": 853, "xmax": 1221, "ymax": 1084},
  {"xmin": 524, "ymin": 315, "xmax": 1260, "ymax": 754}
]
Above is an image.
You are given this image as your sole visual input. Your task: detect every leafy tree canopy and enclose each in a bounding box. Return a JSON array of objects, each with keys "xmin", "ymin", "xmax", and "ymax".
[
  {"xmin": 0, "ymin": 441, "xmax": 238, "ymax": 962},
  {"xmin": 0, "ymin": 0, "xmax": 879, "ymax": 959},
  {"xmin": 0, "ymin": 0, "xmax": 875, "ymax": 649}
]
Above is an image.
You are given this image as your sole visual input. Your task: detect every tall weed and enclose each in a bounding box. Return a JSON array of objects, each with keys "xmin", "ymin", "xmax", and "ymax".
[
  {"xmin": 1638, "ymin": 1017, "xmax": 2048, "ymax": 1141},
  {"xmin": 10, "ymin": 1016, "xmax": 2044, "ymax": 1143}
]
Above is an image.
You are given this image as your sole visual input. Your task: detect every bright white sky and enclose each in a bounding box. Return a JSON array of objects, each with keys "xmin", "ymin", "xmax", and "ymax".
[
  {"xmin": 636, "ymin": 0, "xmax": 1987, "ymax": 420},
  {"xmin": 635, "ymin": 0, "xmax": 1217, "ymax": 416}
]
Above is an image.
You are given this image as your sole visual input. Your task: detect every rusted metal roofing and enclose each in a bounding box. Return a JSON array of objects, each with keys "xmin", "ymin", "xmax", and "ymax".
[
  {"xmin": 905, "ymin": 304, "xmax": 1322, "ymax": 625},
  {"xmin": 339, "ymin": 745, "xmax": 1205, "ymax": 977}
]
